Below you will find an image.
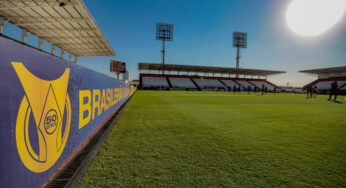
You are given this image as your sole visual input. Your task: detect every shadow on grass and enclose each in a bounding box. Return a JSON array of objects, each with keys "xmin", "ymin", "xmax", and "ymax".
[{"xmin": 333, "ymin": 100, "xmax": 344, "ymax": 104}]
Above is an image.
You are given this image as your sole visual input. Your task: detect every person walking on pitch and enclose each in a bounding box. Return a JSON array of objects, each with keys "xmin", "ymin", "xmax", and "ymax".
[
  {"xmin": 313, "ymin": 85, "xmax": 319, "ymax": 97},
  {"xmin": 306, "ymin": 85, "xmax": 313, "ymax": 98},
  {"xmin": 328, "ymin": 81, "xmax": 338, "ymax": 101}
]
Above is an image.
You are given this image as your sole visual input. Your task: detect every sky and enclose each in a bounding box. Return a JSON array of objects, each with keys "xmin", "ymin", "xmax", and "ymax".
[{"xmin": 4, "ymin": 0, "xmax": 346, "ymax": 87}]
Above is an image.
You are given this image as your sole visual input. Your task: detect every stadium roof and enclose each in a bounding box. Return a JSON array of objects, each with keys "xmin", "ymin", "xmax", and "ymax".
[
  {"xmin": 0, "ymin": 0, "xmax": 115, "ymax": 57},
  {"xmin": 299, "ymin": 66, "xmax": 346, "ymax": 75},
  {"xmin": 138, "ymin": 63, "xmax": 286, "ymax": 76}
]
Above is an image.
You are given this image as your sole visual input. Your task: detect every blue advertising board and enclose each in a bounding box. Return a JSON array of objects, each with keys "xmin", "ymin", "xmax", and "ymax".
[{"xmin": 0, "ymin": 35, "xmax": 132, "ymax": 187}]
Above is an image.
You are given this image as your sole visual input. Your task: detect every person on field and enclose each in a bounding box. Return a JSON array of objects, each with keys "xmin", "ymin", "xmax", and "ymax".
[
  {"xmin": 238, "ymin": 86, "xmax": 241, "ymax": 92},
  {"xmin": 313, "ymin": 85, "xmax": 319, "ymax": 97},
  {"xmin": 306, "ymin": 85, "xmax": 313, "ymax": 98},
  {"xmin": 247, "ymin": 85, "xmax": 251, "ymax": 94},
  {"xmin": 233, "ymin": 85, "xmax": 236, "ymax": 93},
  {"xmin": 328, "ymin": 81, "xmax": 338, "ymax": 101},
  {"xmin": 274, "ymin": 87, "xmax": 277, "ymax": 94},
  {"xmin": 261, "ymin": 84, "xmax": 264, "ymax": 95},
  {"xmin": 264, "ymin": 86, "xmax": 268, "ymax": 94}
]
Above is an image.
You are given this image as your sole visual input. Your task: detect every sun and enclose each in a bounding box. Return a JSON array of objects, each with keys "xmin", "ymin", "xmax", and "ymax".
[{"xmin": 285, "ymin": 0, "xmax": 346, "ymax": 37}]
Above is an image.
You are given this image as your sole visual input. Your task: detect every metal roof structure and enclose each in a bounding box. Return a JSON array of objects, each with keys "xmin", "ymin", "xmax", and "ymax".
[
  {"xmin": 299, "ymin": 66, "xmax": 346, "ymax": 75},
  {"xmin": 138, "ymin": 63, "xmax": 286, "ymax": 76},
  {"xmin": 0, "ymin": 0, "xmax": 115, "ymax": 57}
]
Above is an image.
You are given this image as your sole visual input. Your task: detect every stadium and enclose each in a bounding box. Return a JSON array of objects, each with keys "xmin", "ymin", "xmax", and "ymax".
[
  {"xmin": 139, "ymin": 63, "xmax": 285, "ymax": 92},
  {"xmin": 0, "ymin": 0, "xmax": 345, "ymax": 188},
  {"xmin": 300, "ymin": 66, "xmax": 346, "ymax": 95}
]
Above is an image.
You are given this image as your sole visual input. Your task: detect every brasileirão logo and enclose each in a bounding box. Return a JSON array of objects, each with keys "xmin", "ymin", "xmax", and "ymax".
[{"xmin": 12, "ymin": 62, "xmax": 71, "ymax": 173}]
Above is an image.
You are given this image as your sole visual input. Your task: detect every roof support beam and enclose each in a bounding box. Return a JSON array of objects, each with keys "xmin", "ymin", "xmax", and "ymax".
[
  {"xmin": 63, "ymin": 46, "xmax": 108, "ymax": 51},
  {"xmin": 53, "ymin": 41, "xmax": 105, "ymax": 45},
  {"xmin": 0, "ymin": 2, "xmax": 78, "ymax": 10},
  {"xmin": 45, "ymin": 36, "xmax": 101, "ymax": 42},
  {"xmin": 1, "ymin": 17, "xmax": 90, "ymax": 27},
  {"xmin": 65, "ymin": 48, "xmax": 110, "ymax": 54}
]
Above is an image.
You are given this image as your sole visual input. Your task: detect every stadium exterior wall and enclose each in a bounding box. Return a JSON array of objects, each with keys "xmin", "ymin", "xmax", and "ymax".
[{"xmin": 0, "ymin": 35, "xmax": 134, "ymax": 187}]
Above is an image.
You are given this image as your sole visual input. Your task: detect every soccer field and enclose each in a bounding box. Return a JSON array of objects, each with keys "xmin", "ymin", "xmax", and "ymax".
[{"xmin": 80, "ymin": 91, "xmax": 346, "ymax": 187}]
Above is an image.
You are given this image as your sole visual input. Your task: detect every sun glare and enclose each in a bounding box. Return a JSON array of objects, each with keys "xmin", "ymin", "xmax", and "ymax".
[{"xmin": 286, "ymin": 0, "xmax": 346, "ymax": 37}]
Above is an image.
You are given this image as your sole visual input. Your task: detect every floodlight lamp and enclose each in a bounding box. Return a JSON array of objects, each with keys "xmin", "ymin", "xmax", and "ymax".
[
  {"xmin": 233, "ymin": 32, "xmax": 247, "ymax": 48},
  {"xmin": 156, "ymin": 23, "xmax": 173, "ymax": 41}
]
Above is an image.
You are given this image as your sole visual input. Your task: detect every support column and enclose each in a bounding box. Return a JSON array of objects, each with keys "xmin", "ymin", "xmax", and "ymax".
[
  {"xmin": 162, "ymin": 40, "xmax": 165, "ymax": 75},
  {"xmin": 21, "ymin": 29, "xmax": 27, "ymax": 43},
  {"xmin": 38, "ymin": 38, "xmax": 43, "ymax": 50},
  {"xmin": 236, "ymin": 46, "xmax": 240, "ymax": 69},
  {"xmin": 0, "ymin": 17, "xmax": 3, "ymax": 34},
  {"xmin": 51, "ymin": 45, "xmax": 55, "ymax": 55},
  {"xmin": 236, "ymin": 46, "xmax": 240, "ymax": 78},
  {"xmin": 74, "ymin": 56, "xmax": 78, "ymax": 64},
  {"xmin": 61, "ymin": 49, "xmax": 64, "ymax": 58}
]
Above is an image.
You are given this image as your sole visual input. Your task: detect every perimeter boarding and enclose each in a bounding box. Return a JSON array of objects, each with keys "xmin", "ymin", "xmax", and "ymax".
[{"xmin": 0, "ymin": 34, "xmax": 134, "ymax": 188}]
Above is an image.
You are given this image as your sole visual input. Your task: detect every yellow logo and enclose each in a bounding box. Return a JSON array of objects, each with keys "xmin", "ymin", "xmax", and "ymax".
[{"xmin": 12, "ymin": 62, "xmax": 71, "ymax": 173}]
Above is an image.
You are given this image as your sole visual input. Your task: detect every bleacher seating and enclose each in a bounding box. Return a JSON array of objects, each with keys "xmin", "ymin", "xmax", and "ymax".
[
  {"xmin": 236, "ymin": 80, "xmax": 253, "ymax": 89},
  {"xmin": 193, "ymin": 79, "xmax": 225, "ymax": 88},
  {"xmin": 142, "ymin": 77, "xmax": 169, "ymax": 87},
  {"xmin": 221, "ymin": 80, "xmax": 239, "ymax": 87},
  {"xmin": 250, "ymin": 81, "xmax": 276, "ymax": 91},
  {"xmin": 140, "ymin": 74, "xmax": 282, "ymax": 92},
  {"xmin": 314, "ymin": 81, "xmax": 333, "ymax": 90},
  {"xmin": 169, "ymin": 78, "xmax": 197, "ymax": 88},
  {"xmin": 314, "ymin": 81, "xmax": 346, "ymax": 90}
]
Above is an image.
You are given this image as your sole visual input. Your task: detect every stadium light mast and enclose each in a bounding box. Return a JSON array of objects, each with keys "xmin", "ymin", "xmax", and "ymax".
[
  {"xmin": 156, "ymin": 23, "xmax": 173, "ymax": 74},
  {"xmin": 233, "ymin": 32, "xmax": 247, "ymax": 70}
]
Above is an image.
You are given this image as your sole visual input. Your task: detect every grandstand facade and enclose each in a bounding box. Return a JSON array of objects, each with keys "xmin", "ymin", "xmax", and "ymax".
[
  {"xmin": 139, "ymin": 63, "xmax": 285, "ymax": 92},
  {"xmin": 300, "ymin": 66, "xmax": 346, "ymax": 94}
]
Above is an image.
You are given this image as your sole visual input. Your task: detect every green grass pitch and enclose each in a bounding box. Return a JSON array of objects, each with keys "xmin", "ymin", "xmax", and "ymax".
[{"xmin": 80, "ymin": 91, "xmax": 346, "ymax": 187}]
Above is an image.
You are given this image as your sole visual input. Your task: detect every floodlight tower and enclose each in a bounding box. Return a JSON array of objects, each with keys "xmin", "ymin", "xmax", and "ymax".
[
  {"xmin": 156, "ymin": 23, "xmax": 173, "ymax": 74},
  {"xmin": 233, "ymin": 32, "xmax": 247, "ymax": 69}
]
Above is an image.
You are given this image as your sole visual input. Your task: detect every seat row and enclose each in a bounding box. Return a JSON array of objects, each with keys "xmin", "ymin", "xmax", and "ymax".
[{"xmin": 141, "ymin": 76, "xmax": 278, "ymax": 91}]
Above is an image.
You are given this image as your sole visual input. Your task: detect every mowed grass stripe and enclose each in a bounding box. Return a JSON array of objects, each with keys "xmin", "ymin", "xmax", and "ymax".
[{"xmin": 80, "ymin": 91, "xmax": 346, "ymax": 187}]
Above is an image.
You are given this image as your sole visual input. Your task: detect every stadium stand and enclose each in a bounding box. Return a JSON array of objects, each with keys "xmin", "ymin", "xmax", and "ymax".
[
  {"xmin": 142, "ymin": 76, "xmax": 169, "ymax": 89},
  {"xmin": 300, "ymin": 66, "xmax": 346, "ymax": 94},
  {"xmin": 139, "ymin": 63, "xmax": 284, "ymax": 91},
  {"xmin": 220, "ymin": 79, "xmax": 239, "ymax": 91},
  {"xmin": 221, "ymin": 80, "xmax": 239, "ymax": 88},
  {"xmin": 236, "ymin": 80, "xmax": 253, "ymax": 89},
  {"xmin": 169, "ymin": 77, "xmax": 197, "ymax": 89},
  {"xmin": 250, "ymin": 81, "xmax": 276, "ymax": 91},
  {"xmin": 193, "ymin": 79, "xmax": 225, "ymax": 89}
]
